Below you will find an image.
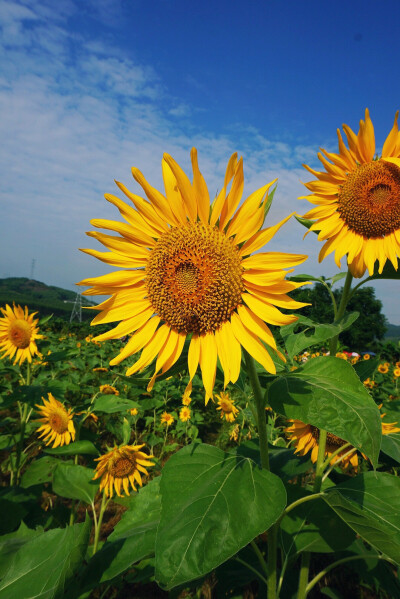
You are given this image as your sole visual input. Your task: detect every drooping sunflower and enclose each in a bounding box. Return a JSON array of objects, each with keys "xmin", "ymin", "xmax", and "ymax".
[
  {"xmin": 286, "ymin": 413, "xmax": 400, "ymax": 470},
  {"xmin": 161, "ymin": 411, "xmax": 174, "ymax": 426},
  {"xmin": 78, "ymin": 149, "xmax": 308, "ymax": 403},
  {"xmin": 0, "ymin": 303, "xmax": 43, "ymax": 365},
  {"xmin": 302, "ymin": 109, "xmax": 400, "ymax": 277},
  {"xmin": 99, "ymin": 384, "xmax": 119, "ymax": 395},
  {"xmin": 35, "ymin": 393, "xmax": 75, "ymax": 448},
  {"xmin": 216, "ymin": 391, "xmax": 239, "ymax": 422},
  {"xmin": 93, "ymin": 444, "xmax": 154, "ymax": 498}
]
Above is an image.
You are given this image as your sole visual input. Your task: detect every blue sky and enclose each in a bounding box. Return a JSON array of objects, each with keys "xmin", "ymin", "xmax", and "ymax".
[{"xmin": 1, "ymin": 0, "xmax": 400, "ymax": 324}]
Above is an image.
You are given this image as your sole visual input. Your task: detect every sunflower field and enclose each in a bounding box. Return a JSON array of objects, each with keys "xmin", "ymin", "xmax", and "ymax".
[{"xmin": 2, "ymin": 110, "xmax": 400, "ymax": 599}]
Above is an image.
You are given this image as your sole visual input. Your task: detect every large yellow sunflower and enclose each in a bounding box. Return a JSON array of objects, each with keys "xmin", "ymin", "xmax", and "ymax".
[
  {"xmin": 0, "ymin": 303, "xmax": 43, "ymax": 365},
  {"xmin": 78, "ymin": 149, "xmax": 308, "ymax": 403},
  {"xmin": 93, "ymin": 444, "xmax": 154, "ymax": 498},
  {"xmin": 302, "ymin": 109, "xmax": 400, "ymax": 277},
  {"xmin": 35, "ymin": 393, "xmax": 76, "ymax": 448}
]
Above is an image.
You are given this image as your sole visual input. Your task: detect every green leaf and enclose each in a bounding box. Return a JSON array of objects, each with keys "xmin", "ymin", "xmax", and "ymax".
[
  {"xmin": 0, "ymin": 523, "xmax": 44, "ymax": 580},
  {"xmin": 329, "ymin": 273, "xmax": 347, "ymax": 286},
  {"xmin": 155, "ymin": 443, "xmax": 287, "ymax": 589},
  {"xmin": 380, "ymin": 433, "xmax": 400, "ymax": 463},
  {"xmin": 44, "ymin": 440, "xmax": 99, "ymax": 456},
  {"xmin": 353, "ymin": 358, "xmax": 379, "ymax": 382},
  {"xmin": 92, "ymin": 395, "xmax": 140, "ymax": 413},
  {"xmin": 269, "ymin": 357, "xmax": 382, "ymax": 467},
  {"xmin": 280, "ymin": 313, "xmax": 359, "ymax": 359},
  {"xmin": 53, "ymin": 463, "xmax": 97, "ymax": 504},
  {"xmin": 21, "ymin": 456, "xmax": 63, "ymax": 488},
  {"xmin": 83, "ymin": 478, "xmax": 161, "ymax": 586},
  {"xmin": 0, "ymin": 517, "xmax": 90, "ymax": 598},
  {"xmin": 280, "ymin": 486, "xmax": 355, "ymax": 558},
  {"xmin": 323, "ymin": 471, "xmax": 400, "ymax": 565}
]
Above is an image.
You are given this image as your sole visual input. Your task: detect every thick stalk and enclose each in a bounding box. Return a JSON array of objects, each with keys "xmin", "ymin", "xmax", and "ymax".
[
  {"xmin": 244, "ymin": 351, "xmax": 269, "ymax": 470},
  {"xmin": 14, "ymin": 362, "xmax": 32, "ymax": 486},
  {"xmin": 298, "ymin": 270, "xmax": 353, "ymax": 599},
  {"xmin": 92, "ymin": 492, "xmax": 108, "ymax": 555}
]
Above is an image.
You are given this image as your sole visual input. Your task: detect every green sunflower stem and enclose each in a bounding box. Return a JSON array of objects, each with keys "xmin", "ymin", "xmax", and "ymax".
[
  {"xmin": 244, "ymin": 351, "xmax": 270, "ymax": 471},
  {"xmin": 93, "ymin": 492, "xmax": 109, "ymax": 555},
  {"xmin": 329, "ymin": 269, "xmax": 354, "ymax": 356},
  {"xmin": 14, "ymin": 362, "xmax": 32, "ymax": 486}
]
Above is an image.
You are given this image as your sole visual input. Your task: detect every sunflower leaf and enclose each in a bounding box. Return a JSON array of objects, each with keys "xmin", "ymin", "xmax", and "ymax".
[
  {"xmin": 322, "ymin": 472, "xmax": 400, "ymax": 565},
  {"xmin": 280, "ymin": 312, "xmax": 359, "ymax": 359},
  {"xmin": 155, "ymin": 443, "xmax": 286, "ymax": 589},
  {"xmin": 92, "ymin": 395, "xmax": 140, "ymax": 414},
  {"xmin": 52, "ymin": 463, "xmax": 97, "ymax": 504},
  {"xmin": 268, "ymin": 356, "xmax": 382, "ymax": 467},
  {"xmin": 44, "ymin": 440, "xmax": 100, "ymax": 456},
  {"xmin": 0, "ymin": 516, "xmax": 90, "ymax": 598}
]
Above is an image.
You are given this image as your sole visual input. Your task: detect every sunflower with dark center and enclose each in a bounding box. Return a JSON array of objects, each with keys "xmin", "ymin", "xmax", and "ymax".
[
  {"xmin": 0, "ymin": 303, "xmax": 43, "ymax": 366},
  {"xmin": 301, "ymin": 109, "xmax": 400, "ymax": 277},
  {"xmin": 99, "ymin": 384, "xmax": 119, "ymax": 395},
  {"xmin": 35, "ymin": 393, "xmax": 75, "ymax": 448},
  {"xmin": 93, "ymin": 444, "xmax": 154, "ymax": 498},
  {"xmin": 78, "ymin": 149, "xmax": 308, "ymax": 403},
  {"xmin": 216, "ymin": 391, "xmax": 239, "ymax": 422},
  {"xmin": 286, "ymin": 414, "xmax": 400, "ymax": 470}
]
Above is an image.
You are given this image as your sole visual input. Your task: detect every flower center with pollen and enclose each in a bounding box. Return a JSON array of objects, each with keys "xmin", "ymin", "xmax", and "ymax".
[
  {"xmin": 146, "ymin": 223, "xmax": 244, "ymax": 335},
  {"xmin": 113, "ymin": 457, "xmax": 134, "ymax": 477},
  {"xmin": 310, "ymin": 426, "xmax": 346, "ymax": 448},
  {"xmin": 49, "ymin": 410, "xmax": 69, "ymax": 434},
  {"xmin": 337, "ymin": 160, "xmax": 400, "ymax": 238},
  {"xmin": 9, "ymin": 320, "xmax": 31, "ymax": 349}
]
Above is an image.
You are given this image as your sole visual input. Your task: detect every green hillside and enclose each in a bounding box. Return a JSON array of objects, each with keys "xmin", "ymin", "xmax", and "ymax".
[
  {"xmin": 385, "ymin": 323, "xmax": 400, "ymax": 342},
  {"xmin": 0, "ymin": 278, "xmax": 96, "ymax": 320}
]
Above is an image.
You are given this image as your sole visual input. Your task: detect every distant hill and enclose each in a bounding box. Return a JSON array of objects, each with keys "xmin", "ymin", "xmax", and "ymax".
[
  {"xmin": 0, "ymin": 278, "xmax": 96, "ymax": 320},
  {"xmin": 385, "ymin": 323, "xmax": 400, "ymax": 342}
]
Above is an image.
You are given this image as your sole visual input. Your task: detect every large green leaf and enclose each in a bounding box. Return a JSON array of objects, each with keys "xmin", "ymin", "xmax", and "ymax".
[
  {"xmin": 21, "ymin": 456, "xmax": 64, "ymax": 488},
  {"xmin": 0, "ymin": 523, "xmax": 44, "ymax": 580},
  {"xmin": 279, "ymin": 486, "xmax": 355, "ymax": 558},
  {"xmin": 155, "ymin": 443, "xmax": 287, "ymax": 589},
  {"xmin": 269, "ymin": 357, "xmax": 382, "ymax": 467},
  {"xmin": 323, "ymin": 472, "xmax": 400, "ymax": 565},
  {"xmin": 0, "ymin": 517, "xmax": 90, "ymax": 598},
  {"xmin": 353, "ymin": 358, "xmax": 379, "ymax": 382},
  {"xmin": 380, "ymin": 433, "xmax": 400, "ymax": 463},
  {"xmin": 52, "ymin": 463, "xmax": 97, "ymax": 504},
  {"xmin": 280, "ymin": 313, "xmax": 359, "ymax": 359},
  {"xmin": 44, "ymin": 440, "xmax": 99, "ymax": 456},
  {"xmin": 92, "ymin": 395, "xmax": 140, "ymax": 414},
  {"xmin": 83, "ymin": 477, "xmax": 161, "ymax": 587}
]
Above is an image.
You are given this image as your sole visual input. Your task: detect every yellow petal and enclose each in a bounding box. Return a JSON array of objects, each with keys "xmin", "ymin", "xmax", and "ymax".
[
  {"xmin": 239, "ymin": 213, "xmax": 296, "ymax": 256},
  {"xmin": 199, "ymin": 332, "xmax": 217, "ymax": 404},
  {"xmin": 191, "ymin": 148, "xmax": 210, "ymax": 224},
  {"xmin": 230, "ymin": 313, "xmax": 276, "ymax": 374}
]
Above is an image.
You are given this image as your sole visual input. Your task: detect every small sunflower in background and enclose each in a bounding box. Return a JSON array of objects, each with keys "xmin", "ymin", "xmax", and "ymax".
[
  {"xmin": 129, "ymin": 407, "xmax": 138, "ymax": 416},
  {"xmin": 394, "ymin": 368, "xmax": 400, "ymax": 378},
  {"xmin": 93, "ymin": 444, "xmax": 154, "ymax": 498},
  {"xmin": 35, "ymin": 393, "xmax": 75, "ymax": 448},
  {"xmin": 363, "ymin": 353, "xmax": 370, "ymax": 360},
  {"xmin": 78, "ymin": 148, "xmax": 308, "ymax": 403},
  {"xmin": 182, "ymin": 388, "xmax": 192, "ymax": 406},
  {"xmin": 216, "ymin": 392, "xmax": 239, "ymax": 423},
  {"xmin": 93, "ymin": 367, "xmax": 108, "ymax": 373},
  {"xmin": 0, "ymin": 303, "xmax": 43, "ymax": 366},
  {"xmin": 378, "ymin": 364, "xmax": 389, "ymax": 374},
  {"xmin": 179, "ymin": 407, "xmax": 191, "ymax": 423},
  {"xmin": 99, "ymin": 384, "xmax": 119, "ymax": 396},
  {"xmin": 302, "ymin": 109, "xmax": 400, "ymax": 277},
  {"xmin": 161, "ymin": 411, "xmax": 174, "ymax": 426}
]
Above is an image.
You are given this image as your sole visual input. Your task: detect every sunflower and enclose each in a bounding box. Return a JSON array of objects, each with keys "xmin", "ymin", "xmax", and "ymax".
[
  {"xmin": 302, "ymin": 109, "xmax": 400, "ymax": 277},
  {"xmin": 93, "ymin": 444, "xmax": 154, "ymax": 498},
  {"xmin": 0, "ymin": 303, "xmax": 43, "ymax": 366},
  {"xmin": 378, "ymin": 364, "xmax": 389, "ymax": 374},
  {"xmin": 363, "ymin": 353, "xmax": 370, "ymax": 360},
  {"xmin": 394, "ymin": 368, "xmax": 400, "ymax": 378},
  {"xmin": 182, "ymin": 388, "xmax": 192, "ymax": 406},
  {"xmin": 286, "ymin": 412, "xmax": 400, "ymax": 470},
  {"xmin": 129, "ymin": 407, "xmax": 138, "ymax": 416},
  {"xmin": 216, "ymin": 391, "xmax": 239, "ymax": 422},
  {"xmin": 35, "ymin": 393, "xmax": 75, "ymax": 448},
  {"xmin": 179, "ymin": 406, "xmax": 191, "ymax": 422},
  {"xmin": 78, "ymin": 149, "xmax": 308, "ymax": 403},
  {"xmin": 161, "ymin": 411, "xmax": 174, "ymax": 426},
  {"xmin": 99, "ymin": 384, "xmax": 119, "ymax": 395}
]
